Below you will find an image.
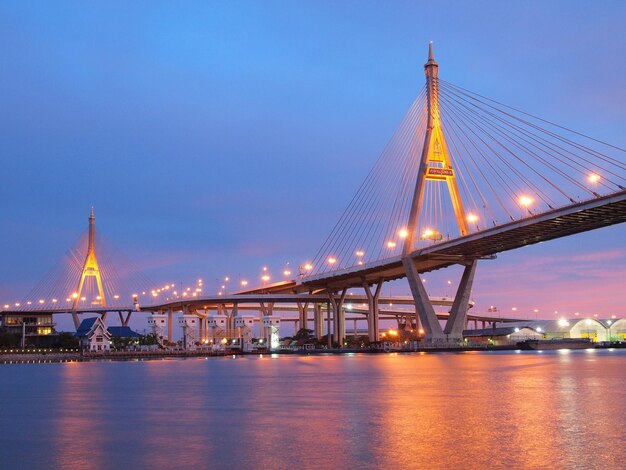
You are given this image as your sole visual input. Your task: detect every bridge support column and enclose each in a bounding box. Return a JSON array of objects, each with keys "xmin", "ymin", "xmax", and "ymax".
[
  {"xmin": 72, "ymin": 311, "xmax": 80, "ymax": 330},
  {"xmin": 403, "ymin": 258, "xmax": 445, "ymax": 342},
  {"xmin": 259, "ymin": 302, "xmax": 272, "ymax": 338},
  {"xmin": 328, "ymin": 289, "xmax": 347, "ymax": 347},
  {"xmin": 297, "ymin": 302, "xmax": 309, "ymax": 334},
  {"xmin": 167, "ymin": 308, "xmax": 173, "ymax": 344},
  {"xmin": 313, "ymin": 304, "xmax": 323, "ymax": 340},
  {"xmin": 363, "ymin": 280, "xmax": 383, "ymax": 342},
  {"xmin": 223, "ymin": 304, "xmax": 238, "ymax": 338},
  {"xmin": 304, "ymin": 302, "xmax": 309, "ymax": 331},
  {"xmin": 326, "ymin": 302, "xmax": 332, "ymax": 348},
  {"xmin": 196, "ymin": 311, "xmax": 203, "ymax": 340},
  {"xmin": 117, "ymin": 311, "xmax": 131, "ymax": 327},
  {"xmin": 444, "ymin": 260, "xmax": 478, "ymax": 341}
]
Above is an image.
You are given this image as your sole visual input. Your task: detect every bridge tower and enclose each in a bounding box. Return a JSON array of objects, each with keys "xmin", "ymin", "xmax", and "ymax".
[
  {"xmin": 71, "ymin": 208, "xmax": 106, "ymax": 328},
  {"xmin": 402, "ymin": 44, "xmax": 477, "ymax": 343},
  {"xmin": 404, "ymin": 42, "xmax": 468, "ymax": 254}
]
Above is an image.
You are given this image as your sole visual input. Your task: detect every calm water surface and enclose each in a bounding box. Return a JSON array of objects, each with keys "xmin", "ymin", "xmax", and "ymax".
[{"xmin": 1, "ymin": 350, "xmax": 624, "ymax": 469}]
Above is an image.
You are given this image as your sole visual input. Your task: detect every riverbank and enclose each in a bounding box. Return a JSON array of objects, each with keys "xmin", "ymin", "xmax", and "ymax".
[
  {"xmin": 2, "ymin": 341, "xmax": 624, "ymax": 364},
  {"xmin": 0, "ymin": 349, "xmax": 229, "ymax": 363}
]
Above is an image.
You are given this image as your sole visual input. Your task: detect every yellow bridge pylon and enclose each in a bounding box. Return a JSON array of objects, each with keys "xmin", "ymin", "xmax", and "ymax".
[
  {"xmin": 72, "ymin": 207, "xmax": 106, "ymax": 328},
  {"xmin": 404, "ymin": 42, "xmax": 468, "ymax": 255}
]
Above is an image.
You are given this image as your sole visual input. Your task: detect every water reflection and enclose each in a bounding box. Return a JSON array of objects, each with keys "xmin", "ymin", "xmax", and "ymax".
[{"xmin": 0, "ymin": 351, "xmax": 623, "ymax": 469}]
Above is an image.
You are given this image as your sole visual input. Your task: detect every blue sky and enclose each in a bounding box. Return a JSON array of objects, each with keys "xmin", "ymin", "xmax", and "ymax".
[{"xmin": 1, "ymin": 1, "xmax": 625, "ymax": 329}]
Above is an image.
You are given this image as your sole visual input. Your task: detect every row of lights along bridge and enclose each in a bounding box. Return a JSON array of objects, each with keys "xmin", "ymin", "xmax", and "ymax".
[{"xmin": 0, "ymin": 172, "xmax": 607, "ymax": 309}]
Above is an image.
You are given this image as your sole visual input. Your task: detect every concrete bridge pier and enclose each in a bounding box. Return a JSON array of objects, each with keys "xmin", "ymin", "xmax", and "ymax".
[
  {"xmin": 167, "ymin": 307, "xmax": 173, "ymax": 344},
  {"xmin": 258, "ymin": 302, "xmax": 273, "ymax": 337},
  {"xmin": 195, "ymin": 310, "xmax": 205, "ymax": 341},
  {"xmin": 117, "ymin": 311, "xmax": 131, "ymax": 327},
  {"xmin": 363, "ymin": 280, "xmax": 383, "ymax": 342},
  {"xmin": 329, "ymin": 289, "xmax": 347, "ymax": 347},
  {"xmin": 222, "ymin": 303, "xmax": 238, "ymax": 338},
  {"xmin": 444, "ymin": 260, "xmax": 478, "ymax": 340},
  {"xmin": 404, "ymin": 257, "xmax": 479, "ymax": 343},
  {"xmin": 326, "ymin": 302, "xmax": 332, "ymax": 348},
  {"xmin": 403, "ymin": 258, "xmax": 446, "ymax": 342},
  {"xmin": 313, "ymin": 304, "xmax": 323, "ymax": 340},
  {"xmin": 202, "ymin": 312, "xmax": 209, "ymax": 342},
  {"xmin": 297, "ymin": 302, "xmax": 309, "ymax": 334}
]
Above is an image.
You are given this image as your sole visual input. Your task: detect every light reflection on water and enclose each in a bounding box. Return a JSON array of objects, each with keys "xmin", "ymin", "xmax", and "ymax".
[{"xmin": 0, "ymin": 351, "xmax": 624, "ymax": 469}]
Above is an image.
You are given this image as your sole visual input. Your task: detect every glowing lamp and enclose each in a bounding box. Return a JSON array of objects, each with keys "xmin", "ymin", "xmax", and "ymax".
[
  {"xmin": 420, "ymin": 229, "xmax": 443, "ymax": 241},
  {"xmin": 519, "ymin": 196, "xmax": 533, "ymax": 207}
]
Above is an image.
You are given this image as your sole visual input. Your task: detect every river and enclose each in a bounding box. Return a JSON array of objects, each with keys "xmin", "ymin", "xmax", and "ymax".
[{"xmin": 0, "ymin": 350, "xmax": 624, "ymax": 469}]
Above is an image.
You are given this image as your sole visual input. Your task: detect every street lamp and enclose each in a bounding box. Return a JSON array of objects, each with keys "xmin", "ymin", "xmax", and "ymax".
[
  {"xmin": 467, "ymin": 213, "xmax": 478, "ymax": 229},
  {"xmin": 588, "ymin": 173, "xmax": 601, "ymax": 195},
  {"xmin": 519, "ymin": 195, "xmax": 534, "ymax": 216}
]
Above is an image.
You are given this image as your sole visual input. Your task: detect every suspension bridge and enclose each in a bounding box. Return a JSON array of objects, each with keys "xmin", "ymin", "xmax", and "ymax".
[{"xmin": 2, "ymin": 44, "xmax": 625, "ymax": 346}]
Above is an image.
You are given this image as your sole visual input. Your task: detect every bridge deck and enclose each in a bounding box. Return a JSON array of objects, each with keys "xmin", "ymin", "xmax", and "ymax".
[{"xmin": 299, "ymin": 190, "xmax": 626, "ymax": 290}]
